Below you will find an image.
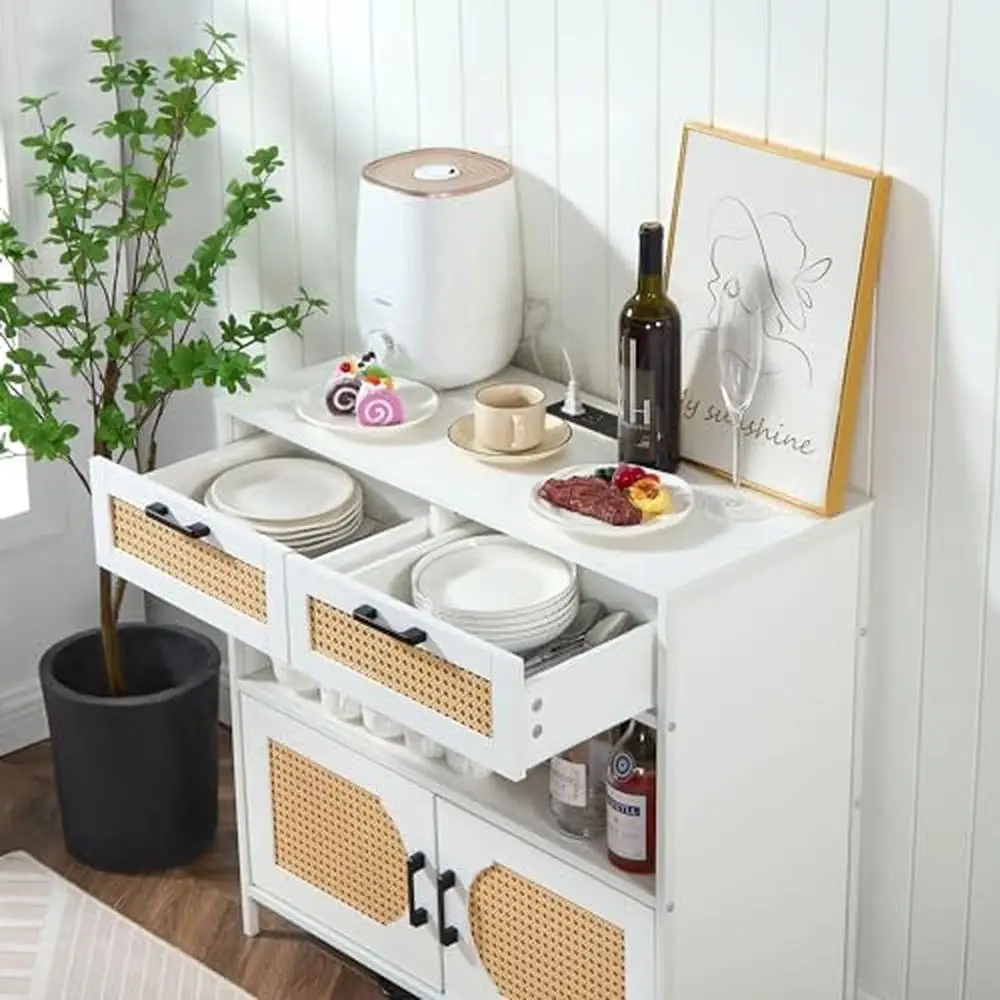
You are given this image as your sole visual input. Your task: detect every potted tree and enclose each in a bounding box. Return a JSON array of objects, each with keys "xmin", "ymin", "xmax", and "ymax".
[{"xmin": 0, "ymin": 27, "xmax": 325, "ymax": 872}]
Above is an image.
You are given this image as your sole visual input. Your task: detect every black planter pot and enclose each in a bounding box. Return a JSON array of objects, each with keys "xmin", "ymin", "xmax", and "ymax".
[{"xmin": 39, "ymin": 623, "xmax": 221, "ymax": 873}]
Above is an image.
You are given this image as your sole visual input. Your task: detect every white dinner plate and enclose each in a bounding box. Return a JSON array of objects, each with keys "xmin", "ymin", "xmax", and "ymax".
[
  {"xmin": 529, "ymin": 465, "xmax": 695, "ymax": 538},
  {"xmin": 204, "ymin": 485, "xmax": 362, "ymax": 536},
  {"xmin": 295, "ymin": 373, "xmax": 440, "ymax": 436},
  {"xmin": 409, "ymin": 536, "xmax": 577, "ymax": 617},
  {"xmin": 438, "ymin": 607, "xmax": 579, "ymax": 644},
  {"xmin": 413, "ymin": 589, "xmax": 578, "ymax": 627},
  {"xmin": 210, "ymin": 458, "xmax": 358, "ymax": 523}
]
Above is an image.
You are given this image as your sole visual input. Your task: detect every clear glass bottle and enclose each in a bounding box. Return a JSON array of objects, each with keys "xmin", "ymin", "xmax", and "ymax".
[
  {"xmin": 549, "ymin": 731, "xmax": 613, "ymax": 839},
  {"xmin": 606, "ymin": 720, "xmax": 657, "ymax": 874}
]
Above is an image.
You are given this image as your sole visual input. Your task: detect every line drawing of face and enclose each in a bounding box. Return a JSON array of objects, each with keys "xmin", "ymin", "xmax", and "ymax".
[{"xmin": 705, "ymin": 196, "xmax": 833, "ymax": 389}]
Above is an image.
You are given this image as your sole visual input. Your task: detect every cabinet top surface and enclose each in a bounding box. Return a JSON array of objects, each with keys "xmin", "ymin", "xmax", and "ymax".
[{"xmin": 217, "ymin": 362, "xmax": 870, "ymax": 597}]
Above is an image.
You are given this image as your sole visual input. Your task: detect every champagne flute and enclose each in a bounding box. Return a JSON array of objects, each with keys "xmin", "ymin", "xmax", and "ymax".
[{"xmin": 715, "ymin": 299, "xmax": 765, "ymax": 517}]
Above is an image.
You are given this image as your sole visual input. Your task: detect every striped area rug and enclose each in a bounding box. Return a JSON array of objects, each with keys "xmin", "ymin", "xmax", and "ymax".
[{"xmin": 0, "ymin": 851, "xmax": 253, "ymax": 999}]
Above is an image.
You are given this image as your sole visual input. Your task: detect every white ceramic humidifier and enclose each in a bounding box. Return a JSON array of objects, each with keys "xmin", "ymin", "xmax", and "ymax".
[{"xmin": 355, "ymin": 148, "xmax": 524, "ymax": 390}]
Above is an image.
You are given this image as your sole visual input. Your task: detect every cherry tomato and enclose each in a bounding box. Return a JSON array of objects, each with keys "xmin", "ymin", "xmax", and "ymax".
[{"xmin": 612, "ymin": 464, "xmax": 649, "ymax": 490}]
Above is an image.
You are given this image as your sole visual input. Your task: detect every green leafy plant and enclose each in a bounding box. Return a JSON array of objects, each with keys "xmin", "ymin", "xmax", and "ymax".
[{"xmin": 0, "ymin": 26, "xmax": 326, "ymax": 695}]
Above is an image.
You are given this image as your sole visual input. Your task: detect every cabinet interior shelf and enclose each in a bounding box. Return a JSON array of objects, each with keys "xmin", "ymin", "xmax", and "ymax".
[{"xmin": 239, "ymin": 671, "xmax": 657, "ymax": 906}]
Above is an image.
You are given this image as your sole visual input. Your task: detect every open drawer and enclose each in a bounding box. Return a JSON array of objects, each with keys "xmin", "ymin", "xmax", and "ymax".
[
  {"xmin": 89, "ymin": 435, "xmax": 428, "ymax": 661},
  {"xmin": 286, "ymin": 527, "xmax": 658, "ymax": 781}
]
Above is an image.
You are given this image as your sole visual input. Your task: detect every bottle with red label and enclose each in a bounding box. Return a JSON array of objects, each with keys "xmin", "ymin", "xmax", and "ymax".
[{"xmin": 605, "ymin": 720, "xmax": 657, "ymax": 874}]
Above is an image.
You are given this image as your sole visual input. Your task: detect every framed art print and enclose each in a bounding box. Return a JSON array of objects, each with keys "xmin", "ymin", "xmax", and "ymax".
[{"xmin": 666, "ymin": 124, "xmax": 891, "ymax": 515}]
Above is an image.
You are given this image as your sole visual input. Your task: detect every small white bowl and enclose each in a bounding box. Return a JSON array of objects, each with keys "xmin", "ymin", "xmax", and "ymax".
[
  {"xmin": 321, "ymin": 688, "xmax": 362, "ymax": 723},
  {"xmin": 272, "ymin": 661, "xmax": 319, "ymax": 697},
  {"xmin": 444, "ymin": 749, "xmax": 492, "ymax": 780},
  {"xmin": 403, "ymin": 728, "xmax": 445, "ymax": 760},
  {"xmin": 362, "ymin": 707, "xmax": 404, "ymax": 741}
]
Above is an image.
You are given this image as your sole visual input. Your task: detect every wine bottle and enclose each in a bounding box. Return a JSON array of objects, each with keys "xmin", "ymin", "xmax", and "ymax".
[{"xmin": 617, "ymin": 222, "xmax": 682, "ymax": 472}]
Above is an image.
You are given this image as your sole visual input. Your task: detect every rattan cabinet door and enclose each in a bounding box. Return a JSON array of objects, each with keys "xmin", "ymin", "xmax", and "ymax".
[
  {"xmin": 436, "ymin": 802, "xmax": 656, "ymax": 1000},
  {"xmin": 242, "ymin": 696, "xmax": 443, "ymax": 991}
]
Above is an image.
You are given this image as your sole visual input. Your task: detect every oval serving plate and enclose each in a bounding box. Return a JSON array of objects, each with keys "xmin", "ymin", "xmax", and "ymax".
[{"xmin": 529, "ymin": 464, "xmax": 695, "ymax": 538}]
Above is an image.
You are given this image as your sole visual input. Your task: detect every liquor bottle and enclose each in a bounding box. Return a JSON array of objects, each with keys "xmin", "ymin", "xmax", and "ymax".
[
  {"xmin": 617, "ymin": 222, "xmax": 682, "ymax": 473},
  {"xmin": 548, "ymin": 731, "xmax": 613, "ymax": 840},
  {"xmin": 606, "ymin": 720, "xmax": 657, "ymax": 874}
]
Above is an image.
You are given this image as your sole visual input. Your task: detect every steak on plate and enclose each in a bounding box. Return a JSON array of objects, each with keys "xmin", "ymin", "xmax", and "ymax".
[{"xmin": 539, "ymin": 475, "xmax": 642, "ymax": 527}]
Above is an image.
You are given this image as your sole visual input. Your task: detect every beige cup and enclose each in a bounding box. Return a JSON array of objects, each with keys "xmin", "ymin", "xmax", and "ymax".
[{"xmin": 473, "ymin": 383, "xmax": 546, "ymax": 453}]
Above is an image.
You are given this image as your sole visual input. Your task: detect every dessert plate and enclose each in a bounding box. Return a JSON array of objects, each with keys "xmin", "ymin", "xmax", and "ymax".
[
  {"xmin": 295, "ymin": 376, "xmax": 440, "ymax": 436},
  {"xmin": 447, "ymin": 413, "xmax": 572, "ymax": 464},
  {"xmin": 529, "ymin": 464, "xmax": 695, "ymax": 538}
]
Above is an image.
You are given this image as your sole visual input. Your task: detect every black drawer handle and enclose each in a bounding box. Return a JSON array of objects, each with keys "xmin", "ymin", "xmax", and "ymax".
[
  {"xmin": 353, "ymin": 604, "xmax": 427, "ymax": 647},
  {"xmin": 144, "ymin": 501, "xmax": 211, "ymax": 540},
  {"xmin": 436, "ymin": 870, "xmax": 459, "ymax": 947},
  {"xmin": 406, "ymin": 852, "xmax": 429, "ymax": 928}
]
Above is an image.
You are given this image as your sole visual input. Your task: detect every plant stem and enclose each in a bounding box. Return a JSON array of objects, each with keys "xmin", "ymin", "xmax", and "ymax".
[{"xmin": 98, "ymin": 566, "xmax": 125, "ymax": 696}]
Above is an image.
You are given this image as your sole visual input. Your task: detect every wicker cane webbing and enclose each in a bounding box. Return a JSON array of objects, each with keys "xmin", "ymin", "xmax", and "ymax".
[
  {"xmin": 308, "ymin": 599, "xmax": 493, "ymax": 737},
  {"xmin": 111, "ymin": 497, "xmax": 267, "ymax": 621},
  {"xmin": 469, "ymin": 864, "xmax": 626, "ymax": 1000},
  {"xmin": 268, "ymin": 740, "xmax": 408, "ymax": 925}
]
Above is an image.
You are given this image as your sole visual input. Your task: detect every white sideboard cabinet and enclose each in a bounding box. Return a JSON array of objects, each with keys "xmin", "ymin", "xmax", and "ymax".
[{"xmin": 90, "ymin": 360, "xmax": 870, "ymax": 1000}]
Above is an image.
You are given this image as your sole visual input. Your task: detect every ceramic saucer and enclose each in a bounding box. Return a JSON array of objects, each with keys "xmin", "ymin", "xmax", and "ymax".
[{"xmin": 447, "ymin": 413, "xmax": 572, "ymax": 465}]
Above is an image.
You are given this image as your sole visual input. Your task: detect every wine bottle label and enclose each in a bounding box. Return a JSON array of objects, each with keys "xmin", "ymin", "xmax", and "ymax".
[
  {"xmin": 550, "ymin": 757, "xmax": 588, "ymax": 809},
  {"xmin": 607, "ymin": 786, "xmax": 647, "ymax": 861}
]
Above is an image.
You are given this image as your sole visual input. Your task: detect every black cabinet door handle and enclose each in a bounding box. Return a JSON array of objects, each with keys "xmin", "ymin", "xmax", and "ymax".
[
  {"xmin": 144, "ymin": 501, "xmax": 211, "ymax": 540},
  {"xmin": 352, "ymin": 604, "xmax": 427, "ymax": 647},
  {"xmin": 406, "ymin": 852, "xmax": 429, "ymax": 928},
  {"xmin": 436, "ymin": 870, "xmax": 459, "ymax": 947}
]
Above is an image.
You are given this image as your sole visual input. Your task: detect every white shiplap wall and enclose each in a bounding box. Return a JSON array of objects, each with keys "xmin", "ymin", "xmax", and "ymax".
[{"xmin": 114, "ymin": 2, "xmax": 1000, "ymax": 999}]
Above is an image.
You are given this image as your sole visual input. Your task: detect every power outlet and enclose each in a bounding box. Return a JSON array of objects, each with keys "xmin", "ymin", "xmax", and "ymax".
[{"xmin": 546, "ymin": 399, "xmax": 618, "ymax": 441}]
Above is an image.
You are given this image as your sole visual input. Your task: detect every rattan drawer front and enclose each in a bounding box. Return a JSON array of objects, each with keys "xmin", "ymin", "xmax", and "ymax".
[
  {"xmin": 308, "ymin": 598, "xmax": 493, "ymax": 737},
  {"xmin": 269, "ymin": 740, "xmax": 408, "ymax": 925},
  {"xmin": 111, "ymin": 497, "xmax": 267, "ymax": 622},
  {"xmin": 469, "ymin": 864, "xmax": 626, "ymax": 1000}
]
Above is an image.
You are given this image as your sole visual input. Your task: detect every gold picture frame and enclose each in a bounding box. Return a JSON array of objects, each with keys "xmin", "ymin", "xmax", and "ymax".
[{"xmin": 666, "ymin": 123, "xmax": 892, "ymax": 516}]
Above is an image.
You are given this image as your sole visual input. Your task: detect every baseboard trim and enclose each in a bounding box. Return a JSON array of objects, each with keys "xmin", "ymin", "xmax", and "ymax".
[
  {"xmin": 1, "ymin": 669, "xmax": 232, "ymax": 758},
  {"xmin": 0, "ymin": 678, "xmax": 48, "ymax": 756},
  {"xmin": 858, "ymin": 990, "xmax": 882, "ymax": 1000}
]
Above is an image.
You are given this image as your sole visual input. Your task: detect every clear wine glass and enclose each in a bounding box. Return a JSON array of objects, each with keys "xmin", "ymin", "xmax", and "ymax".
[{"xmin": 714, "ymin": 299, "xmax": 765, "ymax": 520}]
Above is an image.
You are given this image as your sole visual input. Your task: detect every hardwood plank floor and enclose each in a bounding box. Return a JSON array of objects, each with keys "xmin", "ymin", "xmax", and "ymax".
[{"xmin": 0, "ymin": 729, "xmax": 394, "ymax": 999}]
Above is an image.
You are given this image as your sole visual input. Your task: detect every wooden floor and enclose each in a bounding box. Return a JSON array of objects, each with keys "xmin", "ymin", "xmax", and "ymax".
[{"xmin": 0, "ymin": 729, "xmax": 391, "ymax": 1000}]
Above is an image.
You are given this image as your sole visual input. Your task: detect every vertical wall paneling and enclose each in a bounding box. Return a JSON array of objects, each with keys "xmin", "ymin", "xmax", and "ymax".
[
  {"xmin": 247, "ymin": 1, "xmax": 303, "ymax": 375},
  {"xmin": 370, "ymin": 0, "xmax": 419, "ymax": 157},
  {"xmin": 460, "ymin": 0, "xmax": 510, "ymax": 161},
  {"xmin": 287, "ymin": 0, "xmax": 342, "ymax": 366},
  {"xmin": 826, "ymin": 0, "xmax": 889, "ymax": 495},
  {"xmin": 859, "ymin": 2, "xmax": 950, "ymax": 997},
  {"xmin": 508, "ymin": 0, "xmax": 560, "ymax": 378},
  {"xmin": 766, "ymin": 0, "xmax": 827, "ymax": 148},
  {"xmin": 555, "ymin": 0, "xmax": 610, "ymax": 398},
  {"xmin": 414, "ymin": 0, "xmax": 463, "ymax": 148},
  {"xmin": 658, "ymin": 0, "xmax": 714, "ymax": 248},
  {"xmin": 606, "ymin": 0, "xmax": 660, "ymax": 386},
  {"xmin": 711, "ymin": 0, "xmax": 769, "ymax": 136},
  {"xmin": 908, "ymin": 0, "xmax": 1000, "ymax": 994},
  {"xmin": 968, "ymin": 291, "xmax": 1000, "ymax": 1000},
  {"xmin": 328, "ymin": 0, "xmax": 375, "ymax": 352}
]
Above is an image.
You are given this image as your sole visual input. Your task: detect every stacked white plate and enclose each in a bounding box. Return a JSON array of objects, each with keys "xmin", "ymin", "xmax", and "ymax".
[
  {"xmin": 204, "ymin": 457, "xmax": 364, "ymax": 556},
  {"xmin": 410, "ymin": 535, "xmax": 579, "ymax": 654}
]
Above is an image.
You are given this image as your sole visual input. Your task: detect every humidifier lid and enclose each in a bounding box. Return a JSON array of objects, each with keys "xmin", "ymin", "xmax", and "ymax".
[{"xmin": 362, "ymin": 147, "xmax": 513, "ymax": 198}]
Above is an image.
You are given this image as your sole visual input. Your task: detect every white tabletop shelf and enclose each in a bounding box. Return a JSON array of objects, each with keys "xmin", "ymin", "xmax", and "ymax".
[{"xmin": 216, "ymin": 360, "xmax": 871, "ymax": 599}]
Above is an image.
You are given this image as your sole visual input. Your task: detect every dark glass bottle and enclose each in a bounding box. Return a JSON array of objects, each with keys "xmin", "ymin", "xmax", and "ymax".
[{"xmin": 618, "ymin": 222, "xmax": 682, "ymax": 472}]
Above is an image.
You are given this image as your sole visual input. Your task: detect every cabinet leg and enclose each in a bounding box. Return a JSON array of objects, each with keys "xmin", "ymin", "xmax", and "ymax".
[{"xmin": 241, "ymin": 894, "xmax": 261, "ymax": 938}]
